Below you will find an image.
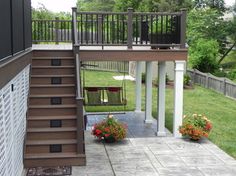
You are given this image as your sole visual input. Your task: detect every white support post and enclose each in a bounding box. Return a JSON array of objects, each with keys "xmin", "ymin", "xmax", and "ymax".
[
  {"xmin": 135, "ymin": 61, "xmax": 142, "ymax": 112},
  {"xmin": 173, "ymin": 61, "xmax": 185, "ymax": 137},
  {"xmin": 157, "ymin": 61, "xmax": 166, "ymax": 136},
  {"xmin": 145, "ymin": 61, "xmax": 153, "ymax": 123}
]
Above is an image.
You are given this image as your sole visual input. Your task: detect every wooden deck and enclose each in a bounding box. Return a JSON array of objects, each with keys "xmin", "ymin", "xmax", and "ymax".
[{"xmin": 33, "ymin": 44, "xmax": 188, "ymax": 62}]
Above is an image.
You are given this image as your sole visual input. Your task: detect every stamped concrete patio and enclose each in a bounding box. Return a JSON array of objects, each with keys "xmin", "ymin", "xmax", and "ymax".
[{"xmin": 72, "ymin": 112, "xmax": 236, "ymax": 176}]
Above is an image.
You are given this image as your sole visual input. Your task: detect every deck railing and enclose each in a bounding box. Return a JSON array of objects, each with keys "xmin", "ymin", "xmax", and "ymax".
[
  {"xmin": 75, "ymin": 10, "xmax": 185, "ymax": 48},
  {"xmin": 32, "ymin": 18, "xmax": 72, "ymax": 43},
  {"xmin": 32, "ymin": 8, "xmax": 186, "ymax": 48}
]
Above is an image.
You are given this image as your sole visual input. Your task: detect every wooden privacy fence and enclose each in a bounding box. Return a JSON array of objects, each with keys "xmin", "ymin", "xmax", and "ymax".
[
  {"xmin": 82, "ymin": 61, "xmax": 129, "ymax": 73},
  {"xmin": 187, "ymin": 69, "xmax": 236, "ymax": 100}
]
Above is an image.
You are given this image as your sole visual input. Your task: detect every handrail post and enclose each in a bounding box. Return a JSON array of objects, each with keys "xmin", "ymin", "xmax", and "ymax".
[
  {"xmin": 55, "ymin": 17, "xmax": 59, "ymax": 45},
  {"xmin": 127, "ymin": 8, "xmax": 133, "ymax": 49},
  {"xmin": 180, "ymin": 8, "xmax": 187, "ymax": 49},
  {"xmin": 72, "ymin": 7, "xmax": 79, "ymax": 46},
  {"xmin": 76, "ymin": 97, "xmax": 85, "ymax": 154}
]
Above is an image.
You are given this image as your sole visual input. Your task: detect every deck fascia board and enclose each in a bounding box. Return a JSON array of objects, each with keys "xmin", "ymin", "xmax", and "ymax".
[{"xmin": 79, "ymin": 49, "xmax": 188, "ymax": 61}]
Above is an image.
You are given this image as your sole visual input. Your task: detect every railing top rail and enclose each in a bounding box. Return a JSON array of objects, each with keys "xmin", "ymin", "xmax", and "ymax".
[
  {"xmin": 133, "ymin": 12, "xmax": 182, "ymax": 16},
  {"xmin": 77, "ymin": 11, "xmax": 127, "ymax": 15},
  {"xmin": 32, "ymin": 19, "xmax": 72, "ymax": 22},
  {"xmin": 77, "ymin": 11, "xmax": 183, "ymax": 16}
]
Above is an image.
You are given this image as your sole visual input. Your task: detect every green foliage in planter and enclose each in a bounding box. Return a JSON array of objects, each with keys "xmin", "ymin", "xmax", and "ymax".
[
  {"xmin": 179, "ymin": 114, "xmax": 213, "ymax": 141},
  {"xmin": 92, "ymin": 115, "xmax": 127, "ymax": 142}
]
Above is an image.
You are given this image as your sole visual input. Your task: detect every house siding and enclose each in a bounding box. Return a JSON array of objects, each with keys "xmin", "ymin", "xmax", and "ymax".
[{"xmin": 0, "ymin": 65, "xmax": 30, "ymax": 176}]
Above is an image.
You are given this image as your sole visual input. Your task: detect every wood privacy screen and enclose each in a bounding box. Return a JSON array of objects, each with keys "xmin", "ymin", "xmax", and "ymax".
[{"xmin": 0, "ymin": 0, "xmax": 32, "ymax": 61}]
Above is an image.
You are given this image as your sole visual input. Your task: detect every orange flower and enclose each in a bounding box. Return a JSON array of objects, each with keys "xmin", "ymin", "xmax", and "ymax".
[{"xmin": 105, "ymin": 134, "xmax": 110, "ymax": 137}]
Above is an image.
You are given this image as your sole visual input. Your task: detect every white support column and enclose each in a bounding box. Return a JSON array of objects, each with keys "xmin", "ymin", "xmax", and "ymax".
[
  {"xmin": 157, "ymin": 61, "xmax": 166, "ymax": 136},
  {"xmin": 173, "ymin": 61, "xmax": 185, "ymax": 137},
  {"xmin": 145, "ymin": 61, "xmax": 153, "ymax": 123},
  {"xmin": 135, "ymin": 61, "xmax": 142, "ymax": 112}
]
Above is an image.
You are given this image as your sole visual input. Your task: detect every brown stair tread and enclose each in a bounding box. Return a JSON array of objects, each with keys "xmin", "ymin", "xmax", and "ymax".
[
  {"xmin": 31, "ymin": 74, "xmax": 75, "ymax": 78},
  {"xmin": 26, "ymin": 139, "xmax": 77, "ymax": 145},
  {"xmin": 28, "ymin": 115, "xmax": 77, "ymax": 120},
  {"xmin": 30, "ymin": 94, "xmax": 76, "ymax": 98},
  {"xmin": 32, "ymin": 66, "xmax": 75, "ymax": 68},
  {"xmin": 30, "ymin": 84, "xmax": 75, "ymax": 87},
  {"xmin": 32, "ymin": 57, "xmax": 74, "ymax": 60},
  {"xmin": 27, "ymin": 127, "xmax": 77, "ymax": 133},
  {"xmin": 29, "ymin": 104, "xmax": 77, "ymax": 109},
  {"xmin": 25, "ymin": 152, "xmax": 85, "ymax": 159}
]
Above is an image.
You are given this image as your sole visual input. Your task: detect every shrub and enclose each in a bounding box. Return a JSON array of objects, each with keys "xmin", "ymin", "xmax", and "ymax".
[
  {"xmin": 179, "ymin": 114, "xmax": 212, "ymax": 141},
  {"xmin": 92, "ymin": 115, "xmax": 127, "ymax": 142},
  {"xmin": 227, "ymin": 69, "xmax": 236, "ymax": 80},
  {"xmin": 142, "ymin": 73, "xmax": 146, "ymax": 83},
  {"xmin": 189, "ymin": 39, "xmax": 219, "ymax": 73},
  {"xmin": 213, "ymin": 69, "xmax": 227, "ymax": 77},
  {"xmin": 184, "ymin": 74, "xmax": 191, "ymax": 86}
]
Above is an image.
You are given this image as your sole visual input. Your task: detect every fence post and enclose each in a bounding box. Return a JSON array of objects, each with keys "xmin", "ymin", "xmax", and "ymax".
[
  {"xmin": 55, "ymin": 17, "xmax": 59, "ymax": 45},
  {"xmin": 223, "ymin": 78, "xmax": 227, "ymax": 95},
  {"xmin": 192, "ymin": 69, "xmax": 196, "ymax": 84},
  {"xmin": 127, "ymin": 8, "xmax": 133, "ymax": 49},
  {"xmin": 180, "ymin": 9, "xmax": 187, "ymax": 49},
  {"xmin": 98, "ymin": 15, "xmax": 103, "ymax": 44},
  {"xmin": 205, "ymin": 73, "xmax": 209, "ymax": 88}
]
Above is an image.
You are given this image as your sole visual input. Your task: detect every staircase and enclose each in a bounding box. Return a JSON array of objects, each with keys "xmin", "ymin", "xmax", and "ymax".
[{"xmin": 24, "ymin": 50, "xmax": 86, "ymax": 167}]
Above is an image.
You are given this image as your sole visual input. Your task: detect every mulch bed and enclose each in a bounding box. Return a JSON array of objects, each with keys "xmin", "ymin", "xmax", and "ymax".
[{"xmin": 27, "ymin": 166, "xmax": 72, "ymax": 176}]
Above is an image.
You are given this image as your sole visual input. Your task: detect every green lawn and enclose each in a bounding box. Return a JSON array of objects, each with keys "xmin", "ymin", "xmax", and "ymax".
[{"xmin": 83, "ymin": 70, "xmax": 236, "ymax": 159}]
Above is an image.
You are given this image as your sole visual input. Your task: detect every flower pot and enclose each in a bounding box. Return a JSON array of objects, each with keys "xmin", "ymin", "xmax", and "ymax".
[
  {"xmin": 104, "ymin": 137, "xmax": 116, "ymax": 143},
  {"xmin": 148, "ymin": 33, "xmax": 179, "ymax": 49}
]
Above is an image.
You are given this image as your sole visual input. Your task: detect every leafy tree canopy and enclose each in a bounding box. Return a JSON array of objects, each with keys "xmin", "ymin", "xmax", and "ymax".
[
  {"xmin": 189, "ymin": 38, "xmax": 219, "ymax": 72},
  {"xmin": 32, "ymin": 4, "xmax": 54, "ymax": 20},
  {"xmin": 32, "ymin": 4, "xmax": 71, "ymax": 20},
  {"xmin": 77, "ymin": 0, "xmax": 115, "ymax": 11},
  {"xmin": 187, "ymin": 9, "xmax": 228, "ymax": 47},
  {"xmin": 76, "ymin": 0, "xmax": 193, "ymax": 12},
  {"xmin": 193, "ymin": 0, "xmax": 226, "ymax": 12}
]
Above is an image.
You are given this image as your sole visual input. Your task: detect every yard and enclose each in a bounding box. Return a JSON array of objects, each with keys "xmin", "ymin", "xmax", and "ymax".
[{"xmin": 83, "ymin": 70, "xmax": 236, "ymax": 159}]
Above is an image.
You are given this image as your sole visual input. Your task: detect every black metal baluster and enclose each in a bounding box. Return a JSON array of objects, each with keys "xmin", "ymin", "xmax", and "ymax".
[
  {"xmin": 91, "ymin": 14, "xmax": 93, "ymax": 44},
  {"xmin": 135, "ymin": 15, "xmax": 138, "ymax": 44},
  {"xmin": 117, "ymin": 14, "xmax": 119, "ymax": 44},
  {"xmin": 112, "ymin": 14, "xmax": 114, "ymax": 44},
  {"xmin": 150, "ymin": 15, "xmax": 153, "ymax": 44},
  {"xmin": 145, "ymin": 15, "xmax": 148, "ymax": 44},
  {"xmin": 85, "ymin": 14, "xmax": 88, "ymax": 44},
  {"xmin": 81, "ymin": 14, "xmax": 83, "ymax": 44},
  {"xmin": 122, "ymin": 15, "xmax": 125, "ymax": 44},
  {"xmin": 96, "ymin": 14, "xmax": 99, "ymax": 44},
  {"xmin": 107, "ymin": 14, "xmax": 109, "ymax": 44},
  {"xmin": 102, "ymin": 14, "xmax": 104, "ymax": 45}
]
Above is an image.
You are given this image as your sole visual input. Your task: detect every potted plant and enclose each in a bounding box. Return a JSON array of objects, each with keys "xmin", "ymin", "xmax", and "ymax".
[
  {"xmin": 179, "ymin": 114, "xmax": 212, "ymax": 141},
  {"xmin": 92, "ymin": 114, "xmax": 127, "ymax": 143},
  {"xmin": 149, "ymin": 16, "xmax": 179, "ymax": 49}
]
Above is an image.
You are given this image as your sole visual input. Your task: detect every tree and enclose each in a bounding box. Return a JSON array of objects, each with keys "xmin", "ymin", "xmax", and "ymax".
[
  {"xmin": 138, "ymin": 0, "xmax": 193, "ymax": 12},
  {"xmin": 193, "ymin": 0, "xmax": 226, "ymax": 12},
  {"xmin": 77, "ymin": 0, "xmax": 115, "ymax": 11},
  {"xmin": 189, "ymin": 39, "xmax": 219, "ymax": 72},
  {"xmin": 114, "ymin": 0, "xmax": 141, "ymax": 11},
  {"xmin": 187, "ymin": 9, "xmax": 228, "ymax": 53},
  {"xmin": 32, "ymin": 4, "xmax": 54, "ymax": 20}
]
